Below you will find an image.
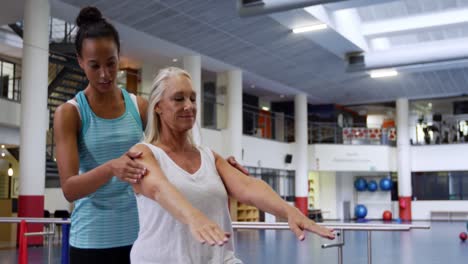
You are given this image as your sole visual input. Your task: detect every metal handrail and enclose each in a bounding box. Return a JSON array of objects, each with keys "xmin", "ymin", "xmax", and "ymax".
[{"xmin": 0, "ymin": 218, "xmax": 430, "ymax": 264}]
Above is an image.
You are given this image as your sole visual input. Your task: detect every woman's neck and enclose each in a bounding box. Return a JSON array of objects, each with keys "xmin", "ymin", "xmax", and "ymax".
[
  {"xmin": 155, "ymin": 130, "xmax": 193, "ymax": 153},
  {"xmin": 84, "ymin": 85, "xmax": 120, "ymax": 105}
]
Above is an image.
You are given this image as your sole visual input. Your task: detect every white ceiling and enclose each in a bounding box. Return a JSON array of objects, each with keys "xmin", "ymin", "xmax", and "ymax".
[{"xmin": 3, "ymin": 0, "xmax": 468, "ymax": 105}]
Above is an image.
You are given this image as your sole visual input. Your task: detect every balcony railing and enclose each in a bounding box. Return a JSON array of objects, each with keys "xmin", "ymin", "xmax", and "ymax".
[
  {"xmin": 308, "ymin": 122, "xmax": 396, "ymax": 146},
  {"xmin": 243, "ymin": 106, "xmax": 295, "ymax": 143}
]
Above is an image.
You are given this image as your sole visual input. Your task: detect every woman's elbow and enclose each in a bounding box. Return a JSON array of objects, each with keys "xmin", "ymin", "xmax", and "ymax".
[{"xmin": 61, "ymin": 187, "xmax": 77, "ymax": 203}]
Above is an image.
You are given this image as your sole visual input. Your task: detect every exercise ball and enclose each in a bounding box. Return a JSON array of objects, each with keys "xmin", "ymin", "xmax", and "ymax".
[
  {"xmin": 367, "ymin": 180, "xmax": 378, "ymax": 192},
  {"xmin": 354, "ymin": 178, "xmax": 367, "ymax": 192},
  {"xmin": 379, "ymin": 178, "xmax": 393, "ymax": 191},
  {"xmin": 355, "ymin": 204, "xmax": 367, "ymax": 219},
  {"xmin": 460, "ymin": 232, "xmax": 467, "ymax": 242},
  {"xmin": 382, "ymin": 210, "xmax": 392, "ymax": 221}
]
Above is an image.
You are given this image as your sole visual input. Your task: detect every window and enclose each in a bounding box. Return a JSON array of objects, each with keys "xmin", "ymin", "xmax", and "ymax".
[
  {"xmin": 0, "ymin": 59, "xmax": 20, "ymax": 101},
  {"xmin": 412, "ymin": 171, "xmax": 468, "ymax": 200},
  {"xmin": 246, "ymin": 166, "xmax": 295, "ymax": 201}
]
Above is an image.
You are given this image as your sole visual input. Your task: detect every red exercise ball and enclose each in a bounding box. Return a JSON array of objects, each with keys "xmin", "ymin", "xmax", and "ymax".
[
  {"xmin": 460, "ymin": 232, "xmax": 467, "ymax": 242},
  {"xmin": 382, "ymin": 210, "xmax": 392, "ymax": 221}
]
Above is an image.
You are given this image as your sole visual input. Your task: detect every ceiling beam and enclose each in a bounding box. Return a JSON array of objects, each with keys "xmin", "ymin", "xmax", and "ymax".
[
  {"xmin": 237, "ymin": 0, "xmax": 352, "ymax": 17},
  {"xmin": 347, "ymin": 37, "xmax": 468, "ymax": 72},
  {"xmin": 325, "ymin": 0, "xmax": 399, "ymax": 11},
  {"xmin": 362, "ymin": 8, "xmax": 468, "ymax": 38}
]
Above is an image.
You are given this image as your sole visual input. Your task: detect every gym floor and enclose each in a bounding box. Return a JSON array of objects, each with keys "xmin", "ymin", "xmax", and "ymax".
[{"xmin": 0, "ymin": 221, "xmax": 466, "ymax": 264}]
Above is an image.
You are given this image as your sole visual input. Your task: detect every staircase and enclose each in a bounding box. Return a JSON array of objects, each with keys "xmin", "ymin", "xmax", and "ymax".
[{"xmin": 46, "ymin": 49, "xmax": 87, "ymax": 181}]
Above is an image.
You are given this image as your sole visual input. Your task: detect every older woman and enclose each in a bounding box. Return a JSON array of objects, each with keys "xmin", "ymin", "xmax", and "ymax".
[{"xmin": 129, "ymin": 67, "xmax": 335, "ymax": 263}]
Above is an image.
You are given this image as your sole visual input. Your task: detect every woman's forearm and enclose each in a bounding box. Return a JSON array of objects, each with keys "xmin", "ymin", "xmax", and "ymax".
[
  {"xmin": 61, "ymin": 162, "xmax": 114, "ymax": 202},
  {"xmin": 242, "ymin": 178, "xmax": 296, "ymax": 219}
]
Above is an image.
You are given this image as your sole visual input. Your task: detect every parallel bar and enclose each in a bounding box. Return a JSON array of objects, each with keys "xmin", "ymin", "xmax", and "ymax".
[
  {"xmin": 0, "ymin": 218, "xmax": 430, "ymax": 230},
  {"xmin": 232, "ymin": 221, "xmax": 429, "ymax": 231},
  {"xmin": 0, "ymin": 217, "xmax": 70, "ymax": 224}
]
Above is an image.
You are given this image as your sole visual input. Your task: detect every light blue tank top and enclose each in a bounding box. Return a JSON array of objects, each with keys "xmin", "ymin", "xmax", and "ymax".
[{"xmin": 70, "ymin": 88, "xmax": 143, "ymax": 249}]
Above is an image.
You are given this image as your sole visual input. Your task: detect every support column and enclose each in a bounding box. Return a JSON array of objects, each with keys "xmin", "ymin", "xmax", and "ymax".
[
  {"xmin": 396, "ymin": 98, "xmax": 412, "ymax": 221},
  {"xmin": 294, "ymin": 93, "xmax": 308, "ymax": 215},
  {"xmin": 18, "ymin": 0, "xmax": 50, "ymax": 245},
  {"xmin": 225, "ymin": 70, "xmax": 243, "ymax": 160},
  {"xmin": 183, "ymin": 56, "xmax": 202, "ymax": 145}
]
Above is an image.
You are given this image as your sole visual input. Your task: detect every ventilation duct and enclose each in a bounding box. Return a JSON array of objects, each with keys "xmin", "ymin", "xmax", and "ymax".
[
  {"xmin": 237, "ymin": 0, "xmax": 352, "ymax": 17},
  {"xmin": 347, "ymin": 38, "xmax": 468, "ymax": 72}
]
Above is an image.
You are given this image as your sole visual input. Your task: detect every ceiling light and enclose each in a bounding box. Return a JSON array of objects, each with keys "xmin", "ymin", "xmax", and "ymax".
[
  {"xmin": 292, "ymin": 23, "xmax": 327, "ymax": 34},
  {"xmin": 8, "ymin": 164, "xmax": 13, "ymax": 177},
  {"xmin": 370, "ymin": 69, "xmax": 398, "ymax": 78},
  {"xmin": 1, "ymin": 145, "xmax": 4, "ymax": 148},
  {"xmin": 1, "ymin": 153, "xmax": 5, "ymax": 157},
  {"xmin": 261, "ymin": 106, "xmax": 270, "ymax": 111},
  {"xmin": 172, "ymin": 58, "xmax": 178, "ymax": 62}
]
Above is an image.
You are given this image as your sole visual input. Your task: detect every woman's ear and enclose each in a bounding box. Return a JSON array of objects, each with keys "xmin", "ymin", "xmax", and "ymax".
[
  {"xmin": 77, "ymin": 54, "xmax": 84, "ymax": 70},
  {"xmin": 154, "ymin": 104, "xmax": 162, "ymax": 115}
]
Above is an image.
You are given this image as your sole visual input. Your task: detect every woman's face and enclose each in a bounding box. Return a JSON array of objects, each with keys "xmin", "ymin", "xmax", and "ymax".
[
  {"xmin": 77, "ymin": 37, "xmax": 119, "ymax": 93},
  {"xmin": 156, "ymin": 75, "xmax": 197, "ymax": 133}
]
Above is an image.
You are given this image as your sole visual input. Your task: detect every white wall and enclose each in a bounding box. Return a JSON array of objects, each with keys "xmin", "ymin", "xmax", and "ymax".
[
  {"xmin": 242, "ymin": 135, "xmax": 295, "ymax": 170},
  {"xmin": 309, "ymin": 144, "xmax": 397, "ymax": 172},
  {"xmin": 335, "ymin": 172, "xmax": 354, "ymax": 220},
  {"xmin": 411, "ymin": 144, "xmax": 468, "ymax": 171},
  {"xmin": 201, "ymin": 128, "xmax": 296, "ymax": 170},
  {"xmin": 200, "ymin": 128, "xmax": 227, "ymax": 157},
  {"xmin": 366, "ymin": 114, "xmax": 385, "ymax": 128},
  {"xmin": 0, "ymin": 99, "xmax": 20, "ymax": 128},
  {"xmin": 412, "ymin": 201, "xmax": 468, "ymax": 220},
  {"xmin": 318, "ymin": 172, "xmax": 337, "ymax": 219},
  {"xmin": 44, "ymin": 188, "xmax": 71, "ymax": 213},
  {"xmin": 0, "ymin": 125, "xmax": 20, "ymax": 145}
]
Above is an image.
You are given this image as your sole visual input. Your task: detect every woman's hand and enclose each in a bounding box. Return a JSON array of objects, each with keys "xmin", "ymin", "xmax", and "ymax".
[
  {"xmin": 188, "ymin": 211, "xmax": 230, "ymax": 246},
  {"xmin": 286, "ymin": 207, "xmax": 335, "ymax": 240},
  {"xmin": 109, "ymin": 151, "xmax": 147, "ymax": 183},
  {"xmin": 226, "ymin": 156, "xmax": 249, "ymax": 175}
]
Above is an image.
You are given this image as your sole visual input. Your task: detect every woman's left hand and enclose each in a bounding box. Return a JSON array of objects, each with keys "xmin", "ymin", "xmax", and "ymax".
[
  {"xmin": 286, "ymin": 207, "xmax": 335, "ymax": 241},
  {"xmin": 226, "ymin": 156, "xmax": 249, "ymax": 175}
]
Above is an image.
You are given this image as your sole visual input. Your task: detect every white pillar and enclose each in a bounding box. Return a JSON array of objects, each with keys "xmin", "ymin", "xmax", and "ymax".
[
  {"xmin": 294, "ymin": 93, "xmax": 308, "ymax": 215},
  {"xmin": 225, "ymin": 70, "xmax": 243, "ymax": 160},
  {"xmin": 183, "ymin": 56, "xmax": 202, "ymax": 145},
  {"xmin": 19, "ymin": 0, "xmax": 49, "ymax": 197},
  {"xmin": 396, "ymin": 98, "xmax": 412, "ymax": 220},
  {"xmin": 18, "ymin": 0, "xmax": 50, "ymax": 244}
]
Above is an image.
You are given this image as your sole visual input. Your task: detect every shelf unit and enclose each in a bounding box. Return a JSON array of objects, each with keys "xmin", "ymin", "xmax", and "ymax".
[
  {"xmin": 354, "ymin": 176, "xmax": 392, "ymax": 219},
  {"xmin": 308, "ymin": 172, "xmax": 320, "ymax": 210},
  {"xmin": 308, "ymin": 179, "xmax": 315, "ymax": 209},
  {"xmin": 229, "ymin": 198, "xmax": 259, "ymax": 222}
]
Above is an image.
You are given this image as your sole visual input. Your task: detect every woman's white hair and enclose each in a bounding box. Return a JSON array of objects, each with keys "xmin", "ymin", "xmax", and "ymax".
[{"xmin": 143, "ymin": 66, "xmax": 196, "ymax": 144}]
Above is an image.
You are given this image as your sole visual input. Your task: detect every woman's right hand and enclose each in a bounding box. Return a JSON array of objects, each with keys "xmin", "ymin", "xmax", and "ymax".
[
  {"xmin": 109, "ymin": 151, "xmax": 147, "ymax": 183},
  {"xmin": 188, "ymin": 211, "xmax": 230, "ymax": 246}
]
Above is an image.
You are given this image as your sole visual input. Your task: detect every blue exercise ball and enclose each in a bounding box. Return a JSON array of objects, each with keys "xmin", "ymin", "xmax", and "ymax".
[
  {"xmin": 379, "ymin": 178, "xmax": 393, "ymax": 191},
  {"xmin": 354, "ymin": 178, "xmax": 367, "ymax": 192},
  {"xmin": 355, "ymin": 204, "xmax": 368, "ymax": 219},
  {"xmin": 367, "ymin": 180, "xmax": 378, "ymax": 192}
]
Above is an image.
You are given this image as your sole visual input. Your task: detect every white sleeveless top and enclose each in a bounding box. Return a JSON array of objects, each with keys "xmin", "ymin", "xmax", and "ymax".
[{"xmin": 130, "ymin": 143, "xmax": 243, "ymax": 264}]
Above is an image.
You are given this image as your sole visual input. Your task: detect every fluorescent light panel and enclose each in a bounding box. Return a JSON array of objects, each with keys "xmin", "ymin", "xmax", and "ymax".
[
  {"xmin": 370, "ymin": 69, "xmax": 398, "ymax": 78},
  {"xmin": 292, "ymin": 24, "xmax": 327, "ymax": 33}
]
